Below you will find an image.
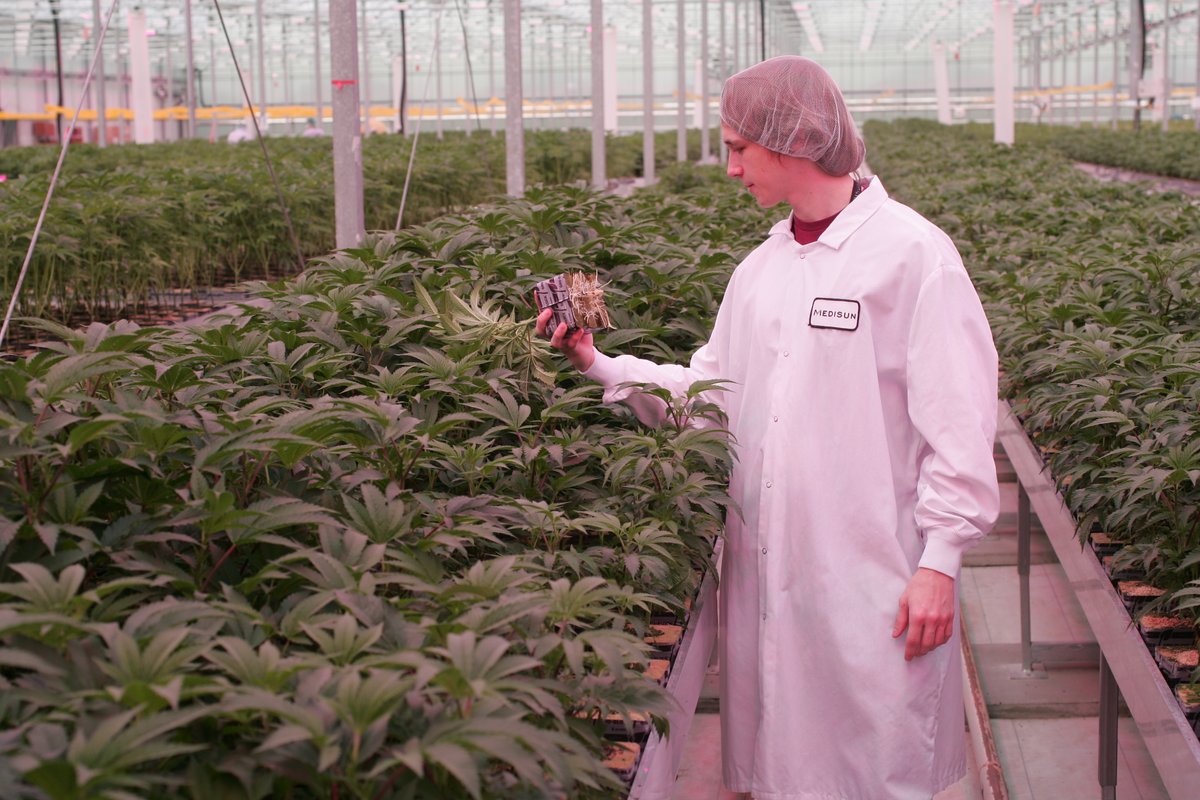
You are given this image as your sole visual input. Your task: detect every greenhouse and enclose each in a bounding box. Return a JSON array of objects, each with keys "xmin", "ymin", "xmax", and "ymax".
[{"xmin": 1, "ymin": 0, "xmax": 1199, "ymax": 799}]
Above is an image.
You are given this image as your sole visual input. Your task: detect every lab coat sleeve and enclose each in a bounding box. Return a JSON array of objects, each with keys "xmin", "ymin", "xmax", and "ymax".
[
  {"xmin": 580, "ymin": 278, "xmax": 734, "ymax": 428},
  {"xmin": 907, "ymin": 265, "xmax": 1000, "ymax": 578}
]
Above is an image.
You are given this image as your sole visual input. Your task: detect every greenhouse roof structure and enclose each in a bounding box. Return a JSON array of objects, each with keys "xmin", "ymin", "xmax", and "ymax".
[{"xmin": 3, "ymin": 2, "xmax": 1196, "ymax": 109}]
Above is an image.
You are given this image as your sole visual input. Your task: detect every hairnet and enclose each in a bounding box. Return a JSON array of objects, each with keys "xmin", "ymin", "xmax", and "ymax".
[{"xmin": 720, "ymin": 56, "xmax": 865, "ymax": 176}]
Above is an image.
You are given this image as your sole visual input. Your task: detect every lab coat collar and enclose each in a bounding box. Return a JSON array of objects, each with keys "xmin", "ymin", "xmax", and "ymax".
[{"xmin": 768, "ymin": 176, "xmax": 890, "ymax": 251}]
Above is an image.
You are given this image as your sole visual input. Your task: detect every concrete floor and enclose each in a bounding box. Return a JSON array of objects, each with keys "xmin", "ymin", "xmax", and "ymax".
[{"xmin": 666, "ymin": 452, "xmax": 1173, "ymax": 800}]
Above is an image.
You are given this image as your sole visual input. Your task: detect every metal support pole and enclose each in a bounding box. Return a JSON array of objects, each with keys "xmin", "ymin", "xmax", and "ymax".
[
  {"xmin": 1130, "ymin": 0, "xmax": 1144, "ymax": 129},
  {"xmin": 676, "ymin": 0, "xmax": 686, "ymax": 162},
  {"xmin": 329, "ymin": 0, "xmax": 365, "ymax": 247},
  {"xmin": 718, "ymin": 0, "xmax": 727, "ymax": 164},
  {"xmin": 732, "ymin": 0, "xmax": 741, "ymax": 73},
  {"xmin": 165, "ymin": 20, "xmax": 175, "ymax": 141},
  {"xmin": 398, "ymin": 8, "xmax": 407, "ymax": 134},
  {"xmin": 128, "ymin": 8, "xmax": 155, "ymax": 144},
  {"xmin": 92, "ymin": 0, "xmax": 108, "ymax": 146},
  {"xmin": 361, "ymin": 0, "xmax": 372, "ymax": 133},
  {"xmin": 315, "ymin": 0, "xmax": 324, "ymax": 127},
  {"xmin": 643, "ymin": 0, "xmax": 655, "ymax": 183},
  {"xmin": 487, "ymin": 4, "xmax": 495, "ymax": 135},
  {"xmin": 283, "ymin": 18, "xmax": 294, "ymax": 134},
  {"xmin": 1094, "ymin": 6, "xmax": 1101, "ymax": 124},
  {"xmin": 435, "ymin": 10, "xmax": 443, "ymax": 138},
  {"xmin": 1098, "ymin": 655, "xmax": 1120, "ymax": 800},
  {"xmin": 185, "ymin": 0, "xmax": 197, "ymax": 139},
  {"xmin": 256, "ymin": 0, "xmax": 267, "ymax": 127},
  {"xmin": 49, "ymin": 0, "xmax": 66, "ymax": 144},
  {"xmin": 591, "ymin": 0, "xmax": 606, "ymax": 187},
  {"xmin": 1113, "ymin": 0, "xmax": 1121, "ymax": 127},
  {"xmin": 1018, "ymin": 482, "xmax": 1034, "ymax": 674},
  {"xmin": 758, "ymin": 0, "xmax": 765, "ymax": 61},
  {"xmin": 1076, "ymin": 13, "xmax": 1083, "ymax": 126},
  {"xmin": 1160, "ymin": 12, "xmax": 1170, "ymax": 132},
  {"xmin": 504, "ymin": 0, "xmax": 525, "ymax": 197},
  {"xmin": 994, "ymin": 0, "xmax": 1015, "ymax": 145},
  {"xmin": 700, "ymin": 0, "xmax": 710, "ymax": 162}
]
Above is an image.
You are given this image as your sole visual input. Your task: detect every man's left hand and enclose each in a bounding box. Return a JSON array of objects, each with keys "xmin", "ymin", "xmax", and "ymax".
[{"xmin": 891, "ymin": 567, "xmax": 956, "ymax": 661}]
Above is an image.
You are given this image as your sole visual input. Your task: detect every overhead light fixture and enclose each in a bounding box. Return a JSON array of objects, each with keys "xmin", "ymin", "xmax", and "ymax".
[
  {"xmin": 790, "ymin": 3, "xmax": 824, "ymax": 54},
  {"xmin": 860, "ymin": 0, "xmax": 884, "ymax": 52}
]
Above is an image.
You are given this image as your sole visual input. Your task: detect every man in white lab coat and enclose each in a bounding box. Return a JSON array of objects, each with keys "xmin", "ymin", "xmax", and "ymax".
[{"xmin": 538, "ymin": 56, "xmax": 999, "ymax": 800}]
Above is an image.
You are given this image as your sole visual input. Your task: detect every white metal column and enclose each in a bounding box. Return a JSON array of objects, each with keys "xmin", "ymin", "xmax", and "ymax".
[
  {"xmin": 314, "ymin": 0, "xmax": 324, "ymax": 126},
  {"xmin": 994, "ymin": 0, "xmax": 1015, "ymax": 145},
  {"xmin": 504, "ymin": 0, "xmax": 525, "ymax": 197},
  {"xmin": 128, "ymin": 8, "xmax": 155, "ymax": 143},
  {"xmin": 643, "ymin": 0, "xmax": 655, "ymax": 184},
  {"xmin": 256, "ymin": 0, "xmax": 267, "ymax": 127},
  {"xmin": 92, "ymin": 0, "xmax": 108, "ymax": 146},
  {"xmin": 1075, "ymin": 12, "xmax": 1083, "ymax": 125},
  {"xmin": 1112, "ymin": 0, "xmax": 1121, "ymax": 127},
  {"xmin": 329, "ymin": 0, "xmax": 365, "ymax": 247},
  {"xmin": 361, "ymin": 0, "xmax": 373, "ymax": 133},
  {"xmin": 435, "ymin": 11, "xmax": 444, "ymax": 138},
  {"xmin": 700, "ymin": 0, "xmax": 710, "ymax": 161},
  {"xmin": 676, "ymin": 0, "xmax": 686, "ymax": 161},
  {"xmin": 719, "ymin": 0, "xmax": 727, "ymax": 164},
  {"xmin": 1159, "ymin": 17, "xmax": 1170, "ymax": 131},
  {"xmin": 1093, "ymin": 5, "xmax": 1101, "ymax": 124},
  {"xmin": 591, "ymin": 0, "xmax": 606, "ymax": 188},
  {"xmin": 1129, "ymin": 0, "xmax": 1144, "ymax": 127},
  {"xmin": 185, "ymin": 0, "xmax": 196, "ymax": 139},
  {"xmin": 604, "ymin": 26, "xmax": 618, "ymax": 132},
  {"xmin": 932, "ymin": 42, "xmax": 952, "ymax": 124}
]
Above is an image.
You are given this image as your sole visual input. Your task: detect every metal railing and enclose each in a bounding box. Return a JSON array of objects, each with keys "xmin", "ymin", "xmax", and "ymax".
[
  {"xmin": 997, "ymin": 400, "xmax": 1200, "ymax": 799},
  {"xmin": 628, "ymin": 540, "xmax": 721, "ymax": 800}
]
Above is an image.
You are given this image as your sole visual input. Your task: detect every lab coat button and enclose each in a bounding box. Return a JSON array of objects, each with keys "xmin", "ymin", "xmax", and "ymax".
[
  {"xmin": 772, "ymin": 415, "xmax": 779, "ymax": 422},
  {"xmin": 782, "ymin": 351, "xmax": 789, "ymax": 358},
  {"xmin": 765, "ymin": 480, "xmax": 773, "ymax": 488},
  {"xmin": 799, "ymin": 253, "xmax": 806, "ymax": 260},
  {"xmin": 761, "ymin": 547, "xmax": 767, "ymax": 555}
]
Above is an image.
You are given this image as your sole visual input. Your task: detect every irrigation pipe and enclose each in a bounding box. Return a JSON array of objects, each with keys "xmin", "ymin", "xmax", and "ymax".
[
  {"xmin": 394, "ymin": 4, "xmax": 446, "ymax": 232},
  {"xmin": 0, "ymin": 0, "xmax": 121, "ymax": 352},
  {"xmin": 211, "ymin": 0, "xmax": 307, "ymax": 274}
]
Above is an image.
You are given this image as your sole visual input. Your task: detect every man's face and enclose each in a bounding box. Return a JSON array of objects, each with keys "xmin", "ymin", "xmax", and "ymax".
[{"xmin": 722, "ymin": 125, "xmax": 786, "ymax": 208}]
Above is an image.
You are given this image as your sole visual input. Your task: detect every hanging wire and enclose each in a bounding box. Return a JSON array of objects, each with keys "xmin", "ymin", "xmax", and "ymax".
[
  {"xmin": 451, "ymin": 0, "xmax": 486, "ymax": 135},
  {"xmin": 211, "ymin": 0, "xmax": 307, "ymax": 274},
  {"xmin": 395, "ymin": 2, "xmax": 447, "ymax": 232},
  {"xmin": 0, "ymin": 0, "xmax": 121, "ymax": 351}
]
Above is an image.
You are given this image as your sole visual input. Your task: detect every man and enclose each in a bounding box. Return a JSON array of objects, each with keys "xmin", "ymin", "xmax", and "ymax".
[{"xmin": 539, "ymin": 56, "xmax": 999, "ymax": 799}]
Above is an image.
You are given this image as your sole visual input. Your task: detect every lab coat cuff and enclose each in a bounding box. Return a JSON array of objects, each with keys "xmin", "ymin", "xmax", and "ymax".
[{"xmin": 917, "ymin": 535, "xmax": 967, "ymax": 579}]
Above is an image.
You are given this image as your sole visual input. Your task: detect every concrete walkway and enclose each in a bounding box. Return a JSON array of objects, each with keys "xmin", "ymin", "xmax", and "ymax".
[{"xmin": 666, "ymin": 450, "xmax": 1172, "ymax": 799}]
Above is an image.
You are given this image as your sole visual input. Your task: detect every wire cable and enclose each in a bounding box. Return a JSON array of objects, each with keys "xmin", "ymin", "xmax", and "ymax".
[
  {"xmin": 451, "ymin": 0, "xmax": 486, "ymax": 136},
  {"xmin": 395, "ymin": 3, "xmax": 447, "ymax": 232},
  {"xmin": 211, "ymin": 0, "xmax": 307, "ymax": 274},
  {"xmin": 0, "ymin": 0, "xmax": 121, "ymax": 352}
]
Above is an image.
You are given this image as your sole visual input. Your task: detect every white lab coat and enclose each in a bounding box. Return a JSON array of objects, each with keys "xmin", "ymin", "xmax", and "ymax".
[{"xmin": 585, "ymin": 178, "xmax": 999, "ymax": 799}]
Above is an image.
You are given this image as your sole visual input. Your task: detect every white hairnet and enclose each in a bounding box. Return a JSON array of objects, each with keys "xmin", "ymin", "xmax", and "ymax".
[{"xmin": 720, "ymin": 56, "xmax": 865, "ymax": 176}]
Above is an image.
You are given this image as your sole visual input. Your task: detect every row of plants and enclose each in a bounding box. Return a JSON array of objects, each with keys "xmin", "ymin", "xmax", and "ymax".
[
  {"xmin": 0, "ymin": 171, "xmax": 773, "ymax": 798},
  {"xmin": 0, "ymin": 128, "xmax": 716, "ymax": 334},
  {"xmin": 958, "ymin": 121, "xmax": 1200, "ymax": 182},
  {"xmin": 866, "ymin": 119, "xmax": 1200, "ymax": 677}
]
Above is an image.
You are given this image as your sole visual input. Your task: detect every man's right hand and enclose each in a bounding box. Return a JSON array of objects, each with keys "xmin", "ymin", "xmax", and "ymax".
[{"xmin": 536, "ymin": 308, "xmax": 596, "ymax": 372}]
